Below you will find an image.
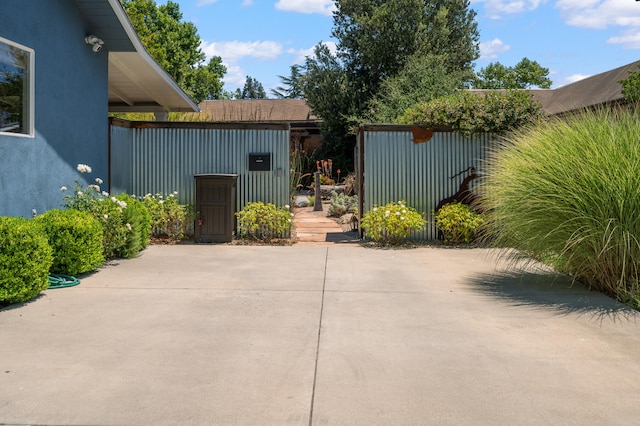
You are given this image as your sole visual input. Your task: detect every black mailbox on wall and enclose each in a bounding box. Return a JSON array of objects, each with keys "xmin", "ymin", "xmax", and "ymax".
[{"xmin": 248, "ymin": 153, "xmax": 271, "ymax": 171}]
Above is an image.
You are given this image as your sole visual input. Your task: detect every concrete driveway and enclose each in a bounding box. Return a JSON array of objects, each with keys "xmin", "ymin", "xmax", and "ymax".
[{"xmin": 1, "ymin": 244, "xmax": 640, "ymax": 425}]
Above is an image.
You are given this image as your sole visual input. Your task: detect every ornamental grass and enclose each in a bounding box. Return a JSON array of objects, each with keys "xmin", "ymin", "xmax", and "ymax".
[{"xmin": 480, "ymin": 108, "xmax": 640, "ymax": 307}]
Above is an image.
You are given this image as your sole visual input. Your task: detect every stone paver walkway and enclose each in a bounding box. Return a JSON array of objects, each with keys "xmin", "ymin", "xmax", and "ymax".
[{"xmin": 293, "ymin": 206, "xmax": 360, "ymax": 245}]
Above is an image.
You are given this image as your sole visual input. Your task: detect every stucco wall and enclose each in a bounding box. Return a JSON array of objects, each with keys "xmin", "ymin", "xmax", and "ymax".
[{"xmin": 0, "ymin": 0, "xmax": 109, "ymax": 217}]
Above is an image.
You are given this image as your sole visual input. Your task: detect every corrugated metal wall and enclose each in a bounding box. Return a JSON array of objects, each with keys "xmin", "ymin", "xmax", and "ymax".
[
  {"xmin": 109, "ymin": 120, "xmax": 290, "ymax": 210},
  {"xmin": 358, "ymin": 126, "xmax": 495, "ymax": 240}
]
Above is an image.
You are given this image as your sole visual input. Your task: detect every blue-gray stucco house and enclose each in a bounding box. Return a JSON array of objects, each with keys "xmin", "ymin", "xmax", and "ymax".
[{"xmin": 0, "ymin": 0, "xmax": 198, "ymax": 217}]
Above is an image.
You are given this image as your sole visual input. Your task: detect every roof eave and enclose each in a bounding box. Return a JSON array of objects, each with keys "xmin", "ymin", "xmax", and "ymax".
[{"xmin": 105, "ymin": 0, "xmax": 199, "ymax": 113}]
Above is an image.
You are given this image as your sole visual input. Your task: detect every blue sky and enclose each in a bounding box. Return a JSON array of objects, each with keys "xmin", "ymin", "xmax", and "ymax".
[{"xmin": 166, "ymin": 0, "xmax": 640, "ymax": 94}]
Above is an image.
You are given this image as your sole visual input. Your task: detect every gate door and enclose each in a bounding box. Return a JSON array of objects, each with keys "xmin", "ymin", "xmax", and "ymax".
[{"xmin": 194, "ymin": 174, "xmax": 238, "ymax": 243}]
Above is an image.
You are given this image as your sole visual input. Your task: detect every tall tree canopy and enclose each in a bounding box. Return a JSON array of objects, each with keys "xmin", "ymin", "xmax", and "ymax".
[
  {"xmin": 302, "ymin": 44, "xmax": 358, "ymax": 166},
  {"xmin": 473, "ymin": 58, "xmax": 552, "ymax": 89},
  {"xmin": 121, "ymin": 0, "xmax": 226, "ymax": 103},
  {"xmin": 271, "ymin": 65, "xmax": 304, "ymax": 99},
  {"xmin": 366, "ymin": 54, "xmax": 464, "ymax": 123},
  {"xmin": 302, "ymin": 0, "xmax": 480, "ymax": 167},
  {"xmin": 238, "ymin": 76, "xmax": 267, "ymax": 99},
  {"xmin": 332, "ymin": 0, "xmax": 479, "ymax": 103}
]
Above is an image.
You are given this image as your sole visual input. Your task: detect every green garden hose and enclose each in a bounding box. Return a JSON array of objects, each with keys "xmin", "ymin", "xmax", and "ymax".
[{"xmin": 47, "ymin": 274, "xmax": 81, "ymax": 289}]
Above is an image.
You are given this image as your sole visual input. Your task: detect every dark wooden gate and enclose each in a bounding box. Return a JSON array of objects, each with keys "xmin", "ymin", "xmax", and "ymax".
[{"xmin": 194, "ymin": 174, "xmax": 238, "ymax": 243}]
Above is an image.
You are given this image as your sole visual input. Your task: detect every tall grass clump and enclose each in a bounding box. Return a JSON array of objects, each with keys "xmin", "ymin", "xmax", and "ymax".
[{"xmin": 480, "ymin": 108, "xmax": 640, "ymax": 307}]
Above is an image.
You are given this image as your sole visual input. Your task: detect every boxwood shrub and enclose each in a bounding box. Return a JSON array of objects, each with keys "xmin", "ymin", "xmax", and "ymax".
[
  {"xmin": 0, "ymin": 217, "xmax": 53, "ymax": 304},
  {"xmin": 37, "ymin": 209, "xmax": 104, "ymax": 276}
]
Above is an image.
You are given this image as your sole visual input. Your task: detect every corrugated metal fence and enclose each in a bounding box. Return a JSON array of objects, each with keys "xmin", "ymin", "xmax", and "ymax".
[
  {"xmin": 109, "ymin": 119, "xmax": 290, "ymax": 210},
  {"xmin": 358, "ymin": 125, "xmax": 495, "ymax": 240}
]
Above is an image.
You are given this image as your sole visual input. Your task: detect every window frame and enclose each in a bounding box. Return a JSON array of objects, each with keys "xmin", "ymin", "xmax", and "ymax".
[{"xmin": 0, "ymin": 36, "xmax": 35, "ymax": 138}]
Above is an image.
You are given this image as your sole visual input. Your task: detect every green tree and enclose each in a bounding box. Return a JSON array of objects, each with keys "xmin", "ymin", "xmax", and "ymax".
[
  {"xmin": 302, "ymin": 0, "xmax": 480, "ymax": 166},
  {"xmin": 271, "ymin": 65, "xmax": 304, "ymax": 99},
  {"xmin": 187, "ymin": 57, "xmax": 227, "ymax": 102},
  {"xmin": 332, "ymin": 0, "xmax": 479, "ymax": 103},
  {"xmin": 473, "ymin": 58, "xmax": 552, "ymax": 89},
  {"xmin": 239, "ymin": 76, "xmax": 267, "ymax": 99},
  {"xmin": 619, "ymin": 64, "xmax": 640, "ymax": 103},
  {"xmin": 366, "ymin": 54, "xmax": 463, "ymax": 123},
  {"xmin": 121, "ymin": 0, "xmax": 226, "ymax": 103},
  {"xmin": 302, "ymin": 44, "xmax": 357, "ymax": 167}
]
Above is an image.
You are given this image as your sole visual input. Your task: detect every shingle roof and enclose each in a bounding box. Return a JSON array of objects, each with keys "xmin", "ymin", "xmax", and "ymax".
[
  {"xmin": 200, "ymin": 61, "xmax": 639, "ymax": 122},
  {"xmin": 198, "ymin": 99, "xmax": 318, "ymax": 122},
  {"xmin": 533, "ymin": 60, "xmax": 640, "ymax": 115}
]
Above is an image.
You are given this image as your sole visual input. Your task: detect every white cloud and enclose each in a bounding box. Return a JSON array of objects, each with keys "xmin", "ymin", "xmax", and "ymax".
[
  {"xmin": 201, "ymin": 40, "xmax": 284, "ymax": 90},
  {"xmin": 275, "ymin": 0, "xmax": 336, "ymax": 16},
  {"xmin": 287, "ymin": 47, "xmax": 316, "ymax": 64},
  {"xmin": 479, "ymin": 38, "xmax": 510, "ymax": 60},
  {"xmin": 223, "ymin": 64, "xmax": 248, "ymax": 88},
  {"xmin": 241, "ymin": 0, "xmax": 253, "ymax": 6},
  {"xmin": 196, "ymin": 0, "xmax": 219, "ymax": 6},
  {"xmin": 563, "ymin": 73, "xmax": 591, "ymax": 85},
  {"xmin": 479, "ymin": 0, "xmax": 546, "ymax": 19},
  {"xmin": 287, "ymin": 40, "xmax": 337, "ymax": 63},
  {"xmin": 556, "ymin": 0, "xmax": 640, "ymax": 30},
  {"xmin": 201, "ymin": 40, "xmax": 283, "ymax": 63},
  {"xmin": 608, "ymin": 30, "xmax": 640, "ymax": 48}
]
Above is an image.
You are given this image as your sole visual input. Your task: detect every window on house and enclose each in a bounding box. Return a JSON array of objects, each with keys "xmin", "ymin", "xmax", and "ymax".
[{"xmin": 0, "ymin": 37, "xmax": 34, "ymax": 137}]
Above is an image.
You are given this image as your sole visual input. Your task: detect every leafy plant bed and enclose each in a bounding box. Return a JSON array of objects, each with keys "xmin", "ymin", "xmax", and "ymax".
[
  {"xmin": 149, "ymin": 236, "xmax": 194, "ymax": 245},
  {"xmin": 228, "ymin": 238, "xmax": 293, "ymax": 246},
  {"xmin": 359, "ymin": 239, "xmax": 488, "ymax": 250}
]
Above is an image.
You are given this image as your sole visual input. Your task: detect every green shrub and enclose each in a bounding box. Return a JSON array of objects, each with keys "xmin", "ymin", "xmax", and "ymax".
[
  {"xmin": 117, "ymin": 194, "xmax": 152, "ymax": 257},
  {"xmin": 62, "ymin": 165, "xmax": 184, "ymax": 256},
  {"xmin": 398, "ymin": 90, "xmax": 546, "ymax": 136},
  {"xmin": 36, "ymin": 209, "xmax": 104, "ymax": 276},
  {"xmin": 360, "ymin": 201, "xmax": 426, "ymax": 245},
  {"xmin": 66, "ymin": 193, "xmax": 146, "ymax": 260},
  {"xmin": 480, "ymin": 108, "xmax": 640, "ymax": 307},
  {"xmin": 235, "ymin": 202, "xmax": 293, "ymax": 242},
  {"xmin": 142, "ymin": 192, "xmax": 194, "ymax": 240},
  {"xmin": 0, "ymin": 217, "xmax": 53, "ymax": 304},
  {"xmin": 434, "ymin": 202, "xmax": 484, "ymax": 244},
  {"xmin": 328, "ymin": 191, "xmax": 358, "ymax": 217},
  {"xmin": 62, "ymin": 165, "xmax": 140, "ymax": 259},
  {"xmin": 90, "ymin": 197, "xmax": 131, "ymax": 259}
]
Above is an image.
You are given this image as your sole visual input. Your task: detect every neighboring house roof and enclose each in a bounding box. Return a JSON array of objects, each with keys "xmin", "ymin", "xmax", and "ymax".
[
  {"xmin": 199, "ymin": 62, "xmax": 638, "ymax": 122},
  {"xmin": 73, "ymin": 0, "xmax": 199, "ymax": 113},
  {"xmin": 532, "ymin": 60, "xmax": 640, "ymax": 115},
  {"xmin": 198, "ymin": 99, "xmax": 319, "ymax": 122}
]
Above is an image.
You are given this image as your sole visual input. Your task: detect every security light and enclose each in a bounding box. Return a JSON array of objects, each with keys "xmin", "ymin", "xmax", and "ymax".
[{"xmin": 84, "ymin": 35, "xmax": 104, "ymax": 53}]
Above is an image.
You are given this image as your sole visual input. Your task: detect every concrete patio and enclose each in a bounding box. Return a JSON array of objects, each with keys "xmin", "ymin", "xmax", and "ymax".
[{"xmin": 1, "ymin": 244, "xmax": 640, "ymax": 425}]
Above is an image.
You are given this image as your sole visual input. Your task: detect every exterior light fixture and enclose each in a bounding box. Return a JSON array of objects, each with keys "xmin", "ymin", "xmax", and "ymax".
[{"xmin": 84, "ymin": 35, "xmax": 104, "ymax": 53}]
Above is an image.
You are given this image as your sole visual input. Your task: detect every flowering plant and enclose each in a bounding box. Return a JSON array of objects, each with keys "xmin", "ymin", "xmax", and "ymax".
[
  {"xmin": 360, "ymin": 200, "xmax": 426, "ymax": 245},
  {"xmin": 235, "ymin": 202, "xmax": 293, "ymax": 243},
  {"xmin": 61, "ymin": 164, "xmax": 144, "ymax": 259},
  {"xmin": 142, "ymin": 192, "xmax": 195, "ymax": 240},
  {"xmin": 433, "ymin": 202, "xmax": 484, "ymax": 244}
]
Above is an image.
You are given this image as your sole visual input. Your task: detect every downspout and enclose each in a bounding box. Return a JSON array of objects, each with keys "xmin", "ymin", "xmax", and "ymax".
[
  {"xmin": 358, "ymin": 126, "xmax": 365, "ymax": 238},
  {"xmin": 107, "ymin": 117, "xmax": 112, "ymax": 194}
]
